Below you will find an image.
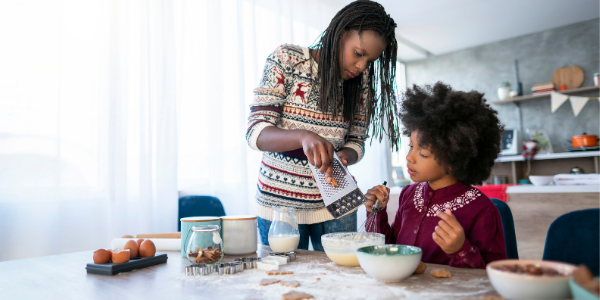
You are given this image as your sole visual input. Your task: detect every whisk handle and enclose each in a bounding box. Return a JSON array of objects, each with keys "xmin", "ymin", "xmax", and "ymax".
[{"xmin": 372, "ymin": 181, "xmax": 387, "ymax": 213}]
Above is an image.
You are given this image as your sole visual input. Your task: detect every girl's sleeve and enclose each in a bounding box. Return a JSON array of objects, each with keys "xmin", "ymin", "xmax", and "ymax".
[
  {"xmin": 447, "ymin": 206, "xmax": 508, "ymax": 269},
  {"xmin": 246, "ymin": 46, "xmax": 288, "ymax": 151},
  {"xmin": 342, "ymin": 75, "xmax": 369, "ymax": 162}
]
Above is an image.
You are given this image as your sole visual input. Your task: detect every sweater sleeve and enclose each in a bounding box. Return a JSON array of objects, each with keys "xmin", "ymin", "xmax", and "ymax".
[
  {"xmin": 246, "ymin": 46, "xmax": 288, "ymax": 151},
  {"xmin": 366, "ymin": 185, "xmax": 407, "ymax": 244},
  {"xmin": 342, "ymin": 74, "xmax": 369, "ymax": 162},
  {"xmin": 446, "ymin": 205, "xmax": 508, "ymax": 269}
]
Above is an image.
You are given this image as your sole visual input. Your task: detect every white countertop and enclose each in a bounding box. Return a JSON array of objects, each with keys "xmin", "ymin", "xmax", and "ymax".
[{"xmin": 506, "ymin": 184, "xmax": 600, "ymax": 193}]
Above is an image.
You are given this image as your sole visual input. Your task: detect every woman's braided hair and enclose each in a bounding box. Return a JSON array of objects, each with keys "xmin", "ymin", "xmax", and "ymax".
[{"xmin": 310, "ymin": 0, "xmax": 400, "ymax": 150}]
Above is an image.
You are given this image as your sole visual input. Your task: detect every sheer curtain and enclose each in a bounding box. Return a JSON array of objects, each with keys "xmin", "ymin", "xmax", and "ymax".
[{"xmin": 0, "ymin": 0, "xmax": 398, "ymax": 262}]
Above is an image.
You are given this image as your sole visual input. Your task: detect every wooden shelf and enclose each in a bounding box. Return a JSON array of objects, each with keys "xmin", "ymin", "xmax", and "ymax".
[
  {"xmin": 506, "ymin": 184, "xmax": 599, "ymax": 194},
  {"xmin": 495, "ymin": 151, "xmax": 600, "ymax": 162},
  {"xmin": 490, "ymin": 86, "xmax": 599, "ymax": 104}
]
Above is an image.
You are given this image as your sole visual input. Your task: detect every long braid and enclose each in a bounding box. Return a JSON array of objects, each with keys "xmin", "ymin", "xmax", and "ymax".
[{"xmin": 310, "ymin": 0, "xmax": 400, "ymax": 151}]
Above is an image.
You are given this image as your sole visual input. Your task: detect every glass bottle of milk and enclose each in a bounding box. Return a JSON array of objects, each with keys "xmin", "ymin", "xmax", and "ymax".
[{"xmin": 268, "ymin": 206, "xmax": 300, "ymax": 252}]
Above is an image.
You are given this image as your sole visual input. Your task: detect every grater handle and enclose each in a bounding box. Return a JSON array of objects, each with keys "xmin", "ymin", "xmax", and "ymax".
[{"xmin": 372, "ymin": 181, "xmax": 387, "ymax": 213}]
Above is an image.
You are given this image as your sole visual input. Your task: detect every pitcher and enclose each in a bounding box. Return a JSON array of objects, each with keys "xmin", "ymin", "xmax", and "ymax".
[{"xmin": 268, "ymin": 206, "xmax": 300, "ymax": 252}]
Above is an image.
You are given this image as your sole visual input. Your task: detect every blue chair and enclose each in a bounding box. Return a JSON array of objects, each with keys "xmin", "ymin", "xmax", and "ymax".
[
  {"xmin": 543, "ymin": 208, "xmax": 599, "ymax": 276},
  {"xmin": 490, "ymin": 198, "xmax": 519, "ymax": 259},
  {"xmin": 178, "ymin": 195, "xmax": 226, "ymax": 231}
]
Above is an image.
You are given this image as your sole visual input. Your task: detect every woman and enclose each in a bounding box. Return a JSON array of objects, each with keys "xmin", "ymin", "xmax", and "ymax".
[{"xmin": 246, "ymin": 0, "xmax": 400, "ymax": 251}]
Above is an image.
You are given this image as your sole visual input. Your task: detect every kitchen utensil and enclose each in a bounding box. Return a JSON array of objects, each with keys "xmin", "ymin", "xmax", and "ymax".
[
  {"xmin": 572, "ymin": 133, "xmax": 599, "ymax": 148},
  {"xmin": 180, "ymin": 216, "xmax": 221, "ymax": 258},
  {"xmin": 493, "ymin": 175, "xmax": 509, "ymax": 185},
  {"xmin": 220, "ymin": 215, "xmax": 257, "ymax": 255},
  {"xmin": 268, "ymin": 206, "xmax": 300, "ymax": 253},
  {"xmin": 552, "ymin": 65, "xmax": 584, "ymax": 90},
  {"xmin": 571, "ymin": 167, "xmax": 585, "ymax": 174},
  {"xmin": 86, "ymin": 253, "xmax": 168, "ymax": 276},
  {"xmin": 356, "ymin": 245, "xmax": 422, "ymax": 282},
  {"xmin": 185, "ymin": 225, "xmax": 223, "ymax": 264},
  {"xmin": 529, "ymin": 176, "xmax": 554, "ymax": 186},
  {"xmin": 308, "ymin": 152, "xmax": 367, "ymax": 218},
  {"xmin": 321, "ymin": 232, "xmax": 385, "ymax": 266}
]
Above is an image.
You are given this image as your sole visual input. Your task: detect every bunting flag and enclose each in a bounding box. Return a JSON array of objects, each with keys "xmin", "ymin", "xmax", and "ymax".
[
  {"xmin": 550, "ymin": 92, "xmax": 570, "ymax": 112},
  {"xmin": 570, "ymin": 96, "xmax": 590, "ymax": 117}
]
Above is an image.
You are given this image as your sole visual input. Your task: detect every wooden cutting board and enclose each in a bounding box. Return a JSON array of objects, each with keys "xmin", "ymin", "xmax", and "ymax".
[{"xmin": 552, "ymin": 65, "xmax": 584, "ymax": 90}]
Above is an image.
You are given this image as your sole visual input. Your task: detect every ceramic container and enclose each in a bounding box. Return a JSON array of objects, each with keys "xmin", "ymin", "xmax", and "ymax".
[
  {"xmin": 569, "ymin": 277, "xmax": 600, "ymax": 300},
  {"xmin": 220, "ymin": 215, "xmax": 258, "ymax": 255},
  {"xmin": 180, "ymin": 216, "xmax": 221, "ymax": 258},
  {"xmin": 487, "ymin": 259, "xmax": 577, "ymax": 300},
  {"xmin": 356, "ymin": 245, "xmax": 422, "ymax": 282},
  {"xmin": 572, "ymin": 133, "xmax": 599, "ymax": 148},
  {"xmin": 529, "ymin": 175, "xmax": 554, "ymax": 186}
]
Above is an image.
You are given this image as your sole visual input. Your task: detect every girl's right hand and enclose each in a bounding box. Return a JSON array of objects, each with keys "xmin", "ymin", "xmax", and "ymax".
[
  {"xmin": 301, "ymin": 131, "xmax": 335, "ymax": 180},
  {"xmin": 365, "ymin": 185, "xmax": 390, "ymax": 212}
]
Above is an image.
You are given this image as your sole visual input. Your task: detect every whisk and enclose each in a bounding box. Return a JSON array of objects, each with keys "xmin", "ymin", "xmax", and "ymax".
[{"xmin": 354, "ymin": 181, "xmax": 387, "ymax": 239}]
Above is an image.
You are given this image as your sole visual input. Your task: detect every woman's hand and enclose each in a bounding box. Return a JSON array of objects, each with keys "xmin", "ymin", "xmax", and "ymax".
[
  {"xmin": 336, "ymin": 149, "xmax": 351, "ymax": 167},
  {"xmin": 301, "ymin": 131, "xmax": 335, "ymax": 180},
  {"xmin": 364, "ymin": 185, "xmax": 390, "ymax": 212},
  {"xmin": 432, "ymin": 209, "xmax": 466, "ymax": 254}
]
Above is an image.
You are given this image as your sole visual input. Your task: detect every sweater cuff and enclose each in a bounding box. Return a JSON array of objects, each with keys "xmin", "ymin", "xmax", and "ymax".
[
  {"xmin": 446, "ymin": 238, "xmax": 478, "ymax": 262},
  {"xmin": 247, "ymin": 122, "xmax": 274, "ymax": 151}
]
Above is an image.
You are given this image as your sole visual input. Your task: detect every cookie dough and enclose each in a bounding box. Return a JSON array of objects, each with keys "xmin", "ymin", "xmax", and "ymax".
[
  {"xmin": 430, "ymin": 268, "xmax": 452, "ymax": 278},
  {"xmin": 413, "ymin": 261, "xmax": 427, "ymax": 275},
  {"xmin": 281, "ymin": 290, "xmax": 314, "ymax": 300},
  {"xmin": 480, "ymin": 296, "xmax": 504, "ymax": 300},
  {"xmin": 259, "ymin": 278, "xmax": 281, "ymax": 286},
  {"xmin": 267, "ymin": 270, "xmax": 294, "ymax": 276},
  {"xmin": 280, "ymin": 280, "xmax": 300, "ymax": 288}
]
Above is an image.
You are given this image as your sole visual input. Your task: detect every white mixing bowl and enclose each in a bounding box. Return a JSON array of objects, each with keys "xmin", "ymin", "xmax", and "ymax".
[
  {"xmin": 321, "ymin": 232, "xmax": 384, "ymax": 266},
  {"xmin": 529, "ymin": 175, "xmax": 554, "ymax": 186},
  {"xmin": 356, "ymin": 245, "xmax": 422, "ymax": 282}
]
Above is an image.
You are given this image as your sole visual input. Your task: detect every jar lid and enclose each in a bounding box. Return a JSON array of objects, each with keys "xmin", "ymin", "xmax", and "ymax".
[
  {"xmin": 220, "ymin": 215, "xmax": 258, "ymax": 221},
  {"xmin": 192, "ymin": 225, "xmax": 220, "ymax": 232},
  {"xmin": 181, "ymin": 216, "xmax": 221, "ymax": 222}
]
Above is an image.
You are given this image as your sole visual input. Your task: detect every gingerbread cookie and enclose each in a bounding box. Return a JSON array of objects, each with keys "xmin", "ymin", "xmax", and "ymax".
[
  {"xmin": 430, "ymin": 268, "xmax": 452, "ymax": 278},
  {"xmin": 281, "ymin": 290, "xmax": 314, "ymax": 300},
  {"xmin": 280, "ymin": 280, "xmax": 300, "ymax": 288},
  {"xmin": 267, "ymin": 270, "xmax": 294, "ymax": 276},
  {"xmin": 413, "ymin": 261, "xmax": 427, "ymax": 275},
  {"xmin": 259, "ymin": 278, "xmax": 281, "ymax": 286},
  {"xmin": 480, "ymin": 296, "xmax": 504, "ymax": 300}
]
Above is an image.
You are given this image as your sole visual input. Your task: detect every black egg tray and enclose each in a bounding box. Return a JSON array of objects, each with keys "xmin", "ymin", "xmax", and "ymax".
[{"xmin": 86, "ymin": 253, "xmax": 168, "ymax": 276}]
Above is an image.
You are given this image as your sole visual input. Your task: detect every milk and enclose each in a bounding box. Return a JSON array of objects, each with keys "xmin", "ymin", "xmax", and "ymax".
[{"xmin": 268, "ymin": 235, "xmax": 300, "ymax": 252}]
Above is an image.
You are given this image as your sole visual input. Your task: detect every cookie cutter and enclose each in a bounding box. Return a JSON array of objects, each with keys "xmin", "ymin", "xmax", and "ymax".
[
  {"xmin": 234, "ymin": 257, "xmax": 261, "ymax": 269},
  {"xmin": 268, "ymin": 252, "xmax": 296, "ymax": 263}
]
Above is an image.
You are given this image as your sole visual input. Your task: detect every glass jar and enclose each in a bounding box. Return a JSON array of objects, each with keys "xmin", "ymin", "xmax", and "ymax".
[
  {"xmin": 186, "ymin": 225, "xmax": 223, "ymax": 264},
  {"xmin": 268, "ymin": 206, "xmax": 300, "ymax": 252}
]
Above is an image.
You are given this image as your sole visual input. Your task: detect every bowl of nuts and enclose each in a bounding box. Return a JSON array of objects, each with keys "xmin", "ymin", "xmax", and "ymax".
[{"xmin": 486, "ymin": 259, "xmax": 577, "ymax": 300}]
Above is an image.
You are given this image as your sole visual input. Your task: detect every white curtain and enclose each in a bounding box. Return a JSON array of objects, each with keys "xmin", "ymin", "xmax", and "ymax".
[{"xmin": 0, "ymin": 0, "xmax": 398, "ymax": 261}]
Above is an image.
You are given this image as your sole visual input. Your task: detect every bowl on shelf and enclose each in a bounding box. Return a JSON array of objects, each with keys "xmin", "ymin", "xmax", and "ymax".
[
  {"xmin": 529, "ymin": 175, "xmax": 554, "ymax": 186},
  {"xmin": 356, "ymin": 244, "xmax": 422, "ymax": 282},
  {"xmin": 487, "ymin": 259, "xmax": 577, "ymax": 300},
  {"xmin": 321, "ymin": 232, "xmax": 384, "ymax": 267}
]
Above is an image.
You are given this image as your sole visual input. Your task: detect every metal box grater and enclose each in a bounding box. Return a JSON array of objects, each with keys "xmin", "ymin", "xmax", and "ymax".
[{"xmin": 308, "ymin": 153, "xmax": 366, "ymax": 219}]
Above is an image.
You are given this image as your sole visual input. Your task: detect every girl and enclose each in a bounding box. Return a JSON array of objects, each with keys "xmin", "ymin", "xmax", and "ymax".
[
  {"xmin": 246, "ymin": 0, "xmax": 400, "ymax": 251},
  {"xmin": 365, "ymin": 82, "xmax": 508, "ymax": 268}
]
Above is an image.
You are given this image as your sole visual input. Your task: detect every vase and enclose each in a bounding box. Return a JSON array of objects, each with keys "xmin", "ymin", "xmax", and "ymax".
[{"xmin": 497, "ymin": 87, "xmax": 511, "ymax": 100}]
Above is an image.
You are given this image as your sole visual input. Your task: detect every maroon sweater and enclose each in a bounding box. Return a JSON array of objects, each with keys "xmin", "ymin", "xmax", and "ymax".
[{"xmin": 368, "ymin": 182, "xmax": 507, "ymax": 269}]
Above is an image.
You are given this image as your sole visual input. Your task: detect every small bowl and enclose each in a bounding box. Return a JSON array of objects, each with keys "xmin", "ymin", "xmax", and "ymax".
[
  {"xmin": 487, "ymin": 259, "xmax": 577, "ymax": 300},
  {"xmin": 569, "ymin": 277, "xmax": 600, "ymax": 300},
  {"xmin": 529, "ymin": 175, "xmax": 554, "ymax": 186},
  {"xmin": 321, "ymin": 232, "xmax": 384, "ymax": 266},
  {"xmin": 356, "ymin": 245, "xmax": 422, "ymax": 282}
]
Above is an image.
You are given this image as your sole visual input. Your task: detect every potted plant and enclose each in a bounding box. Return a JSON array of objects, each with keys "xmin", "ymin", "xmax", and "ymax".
[{"xmin": 497, "ymin": 81, "xmax": 511, "ymax": 100}]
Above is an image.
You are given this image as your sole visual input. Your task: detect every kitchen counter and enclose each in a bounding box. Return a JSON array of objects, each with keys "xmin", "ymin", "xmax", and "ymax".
[{"xmin": 0, "ymin": 245, "xmax": 500, "ymax": 299}]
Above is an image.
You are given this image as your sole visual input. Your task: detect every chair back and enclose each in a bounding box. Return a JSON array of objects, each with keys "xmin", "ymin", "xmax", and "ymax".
[
  {"xmin": 491, "ymin": 198, "xmax": 519, "ymax": 259},
  {"xmin": 178, "ymin": 195, "xmax": 226, "ymax": 231}
]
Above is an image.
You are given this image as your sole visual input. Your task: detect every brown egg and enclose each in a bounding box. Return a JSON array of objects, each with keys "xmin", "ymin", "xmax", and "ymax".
[
  {"xmin": 136, "ymin": 239, "xmax": 145, "ymax": 252},
  {"xmin": 93, "ymin": 249, "xmax": 111, "ymax": 264},
  {"xmin": 139, "ymin": 240, "xmax": 156, "ymax": 257},
  {"xmin": 111, "ymin": 249, "xmax": 130, "ymax": 263},
  {"xmin": 123, "ymin": 240, "xmax": 138, "ymax": 258}
]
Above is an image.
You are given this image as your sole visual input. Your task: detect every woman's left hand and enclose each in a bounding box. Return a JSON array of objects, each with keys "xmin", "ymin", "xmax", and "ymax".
[
  {"xmin": 432, "ymin": 209, "xmax": 466, "ymax": 254},
  {"xmin": 336, "ymin": 149, "xmax": 355, "ymax": 167}
]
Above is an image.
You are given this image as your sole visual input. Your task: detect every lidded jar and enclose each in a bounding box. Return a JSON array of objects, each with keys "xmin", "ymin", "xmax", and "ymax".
[
  {"xmin": 186, "ymin": 225, "xmax": 223, "ymax": 264},
  {"xmin": 268, "ymin": 206, "xmax": 300, "ymax": 252}
]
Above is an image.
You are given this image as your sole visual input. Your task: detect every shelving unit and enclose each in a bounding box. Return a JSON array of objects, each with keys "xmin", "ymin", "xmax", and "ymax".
[{"xmin": 490, "ymin": 86, "xmax": 599, "ymax": 104}]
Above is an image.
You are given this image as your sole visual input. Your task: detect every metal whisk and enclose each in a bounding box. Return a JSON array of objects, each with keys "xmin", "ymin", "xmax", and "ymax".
[{"xmin": 354, "ymin": 181, "xmax": 386, "ymax": 239}]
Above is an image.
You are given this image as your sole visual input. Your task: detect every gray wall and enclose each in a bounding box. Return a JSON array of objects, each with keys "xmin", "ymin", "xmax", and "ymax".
[{"xmin": 405, "ymin": 19, "xmax": 599, "ymax": 153}]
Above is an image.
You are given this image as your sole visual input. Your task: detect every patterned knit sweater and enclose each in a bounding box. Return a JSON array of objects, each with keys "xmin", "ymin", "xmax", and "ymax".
[{"xmin": 246, "ymin": 44, "xmax": 369, "ymax": 224}]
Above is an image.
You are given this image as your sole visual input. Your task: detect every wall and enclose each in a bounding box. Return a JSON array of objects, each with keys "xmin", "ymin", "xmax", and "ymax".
[{"xmin": 404, "ymin": 19, "xmax": 599, "ymax": 153}]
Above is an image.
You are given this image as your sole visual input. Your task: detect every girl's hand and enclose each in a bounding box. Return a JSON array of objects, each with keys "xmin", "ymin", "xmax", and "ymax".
[
  {"xmin": 432, "ymin": 209, "xmax": 466, "ymax": 254},
  {"xmin": 364, "ymin": 185, "xmax": 390, "ymax": 212},
  {"xmin": 301, "ymin": 131, "xmax": 335, "ymax": 180}
]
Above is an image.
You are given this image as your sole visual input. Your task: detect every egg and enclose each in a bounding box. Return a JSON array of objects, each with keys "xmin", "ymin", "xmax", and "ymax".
[
  {"xmin": 139, "ymin": 240, "xmax": 156, "ymax": 257},
  {"xmin": 111, "ymin": 249, "xmax": 130, "ymax": 263},
  {"xmin": 124, "ymin": 240, "xmax": 138, "ymax": 258},
  {"xmin": 93, "ymin": 249, "xmax": 111, "ymax": 264},
  {"xmin": 136, "ymin": 239, "xmax": 144, "ymax": 251}
]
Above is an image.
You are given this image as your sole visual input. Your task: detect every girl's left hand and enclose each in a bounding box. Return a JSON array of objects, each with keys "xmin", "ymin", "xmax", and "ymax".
[{"xmin": 432, "ymin": 209, "xmax": 465, "ymax": 254}]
